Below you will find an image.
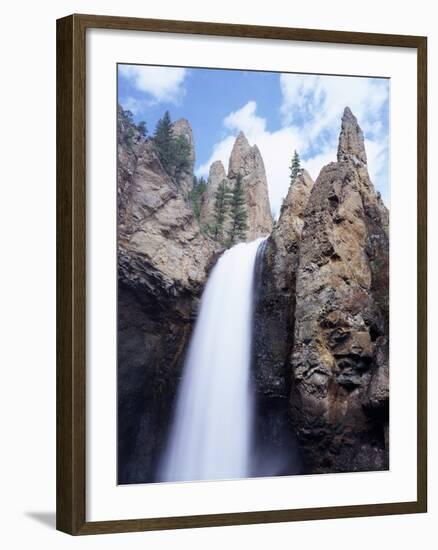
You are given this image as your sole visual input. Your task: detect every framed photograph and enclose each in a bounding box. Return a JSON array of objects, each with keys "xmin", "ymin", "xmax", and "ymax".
[{"xmin": 56, "ymin": 14, "xmax": 427, "ymax": 535}]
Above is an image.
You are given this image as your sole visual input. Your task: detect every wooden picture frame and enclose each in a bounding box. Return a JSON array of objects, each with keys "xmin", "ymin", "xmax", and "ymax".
[{"xmin": 56, "ymin": 13, "xmax": 427, "ymax": 535}]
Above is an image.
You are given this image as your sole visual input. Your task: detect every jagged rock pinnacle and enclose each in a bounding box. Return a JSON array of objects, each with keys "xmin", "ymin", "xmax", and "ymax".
[
  {"xmin": 172, "ymin": 118, "xmax": 196, "ymax": 195},
  {"xmin": 199, "ymin": 161, "xmax": 228, "ymax": 228},
  {"xmin": 228, "ymin": 131, "xmax": 251, "ymax": 177},
  {"xmin": 337, "ymin": 106, "xmax": 367, "ymax": 165},
  {"xmin": 227, "ymin": 132, "xmax": 273, "ymax": 239}
]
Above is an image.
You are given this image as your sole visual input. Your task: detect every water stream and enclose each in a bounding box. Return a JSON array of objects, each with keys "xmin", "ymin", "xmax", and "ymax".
[{"xmin": 159, "ymin": 238, "xmax": 266, "ymax": 482}]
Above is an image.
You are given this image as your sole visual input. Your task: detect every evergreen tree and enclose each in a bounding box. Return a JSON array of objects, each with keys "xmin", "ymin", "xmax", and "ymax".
[
  {"xmin": 124, "ymin": 109, "xmax": 134, "ymax": 123},
  {"xmin": 153, "ymin": 111, "xmax": 174, "ymax": 168},
  {"xmin": 189, "ymin": 176, "xmax": 207, "ymax": 222},
  {"xmin": 118, "ymin": 108, "xmax": 136, "ymax": 147},
  {"xmin": 137, "ymin": 120, "xmax": 147, "ymax": 137},
  {"xmin": 153, "ymin": 111, "xmax": 191, "ymax": 178},
  {"xmin": 228, "ymin": 174, "xmax": 248, "ymax": 245},
  {"xmin": 172, "ymin": 134, "xmax": 191, "ymax": 174},
  {"xmin": 289, "ymin": 150, "xmax": 302, "ymax": 183},
  {"xmin": 212, "ymin": 179, "xmax": 232, "ymax": 242}
]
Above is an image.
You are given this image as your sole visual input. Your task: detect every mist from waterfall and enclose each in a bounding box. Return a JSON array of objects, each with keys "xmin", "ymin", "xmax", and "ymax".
[{"xmin": 159, "ymin": 237, "xmax": 266, "ymax": 482}]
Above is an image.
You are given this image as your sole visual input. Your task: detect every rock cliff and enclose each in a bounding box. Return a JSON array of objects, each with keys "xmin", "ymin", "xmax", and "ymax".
[
  {"xmin": 171, "ymin": 117, "xmax": 195, "ymax": 196},
  {"xmin": 254, "ymin": 107, "xmax": 389, "ymax": 474},
  {"xmin": 252, "ymin": 169, "xmax": 314, "ymax": 476},
  {"xmin": 117, "ymin": 108, "xmax": 220, "ymax": 483},
  {"xmin": 228, "ymin": 132, "xmax": 273, "ymax": 239},
  {"xmin": 199, "ymin": 160, "xmax": 229, "ymax": 229}
]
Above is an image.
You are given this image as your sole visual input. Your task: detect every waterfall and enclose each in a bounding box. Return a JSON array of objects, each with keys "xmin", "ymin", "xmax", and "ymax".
[{"xmin": 159, "ymin": 237, "xmax": 266, "ymax": 483}]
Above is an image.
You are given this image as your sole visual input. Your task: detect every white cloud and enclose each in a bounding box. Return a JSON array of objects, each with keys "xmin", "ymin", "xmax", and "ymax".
[
  {"xmin": 119, "ymin": 65, "xmax": 188, "ymax": 104},
  {"xmin": 224, "ymin": 101, "xmax": 266, "ymax": 135},
  {"xmin": 120, "ymin": 96, "xmax": 152, "ymax": 116},
  {"xmin": 280, "ymin": 74, "xmax": 324, "ymax": 125},
  {"xmin": 280, "ymin": 74, "xmax": 388, "ymax": 141},
  {"xmin": 365, "ymin": 138, "xmax": 389, "ymax": 203},
  {"xmin": 198, "ymin": 75, "xmax": 389, "ymax": 217}
]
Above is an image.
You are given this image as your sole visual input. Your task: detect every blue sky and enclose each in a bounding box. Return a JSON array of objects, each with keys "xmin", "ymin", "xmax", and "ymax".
[{"xmin": 118, "ymin": 64, "xmax": 389, "ymax": 216}]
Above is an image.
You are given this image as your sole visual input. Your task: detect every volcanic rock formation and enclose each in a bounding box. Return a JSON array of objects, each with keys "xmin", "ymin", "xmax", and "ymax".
[{"xmin": 254, "ymin": 107, "xmax": 389, "ymax": 474}]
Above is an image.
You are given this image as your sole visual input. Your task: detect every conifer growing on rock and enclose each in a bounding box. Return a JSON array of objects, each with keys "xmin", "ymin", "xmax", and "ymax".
[
  {"xmin": 228, "ymin": 174, "xmax": 248, "ymax": 245},
  {"xmin": 289, "ymin": 150, "xmax": 302, "ymax": 183},
  {"xmin": 228, "ymin": 131, "xmax": 273, "ymax": 240},
  {"xmin": 153, "ymin": 111, "xmax": 191, "ymax": 179},
  {"xmin": 189, "ymin": 176, "xmax": 207, "ymax": 222},
  {"xmin": 137, "ymin": 120, "xmax": 147, "ymax": 138},
  {"xmin": 212, "ymin": 179, "xmax": 232, "ymax": 242},
  {"xmin": 153, "ymin": 110, "xmax": 173, "ymax": 166}
]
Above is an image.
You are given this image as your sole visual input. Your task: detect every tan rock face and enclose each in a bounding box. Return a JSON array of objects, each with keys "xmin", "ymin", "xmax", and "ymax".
[
  {"xmin": 199, "ymin": 132, "xmax": 273, "ymax": 242},
  {"xmin": 171, "ymin": 118, "xmax": 196, "ymax": 196},
  {"xmin": 118, "ymin": 113, "xmax": 217, "ymax": 293},
  {"xmin": 199, "ymin": 160, "xmax": 228, "ymax": 229},
  {"xmin": 271, "ymin": 169, "xmax": 314, "ymax": 289},
  {"xmin": 253, "ymin": 107, "xmax": 389, "ymax": 475},
  {"xmin": 337, "ymin": 106, "xmax": 367, "ymax": 164},
  {"xmin": 251, "ymin": 170, "xmax": 313, "ymax": 476},
  {"xmin": 228, "ymin": 132, "xmax": 273, "ymax": 240},
  {"xmin": 290, "ymin": 107, "xmax": 389, "ymax": 472}
]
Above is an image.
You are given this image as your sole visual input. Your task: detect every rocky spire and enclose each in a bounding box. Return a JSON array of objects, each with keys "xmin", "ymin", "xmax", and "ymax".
[
  {"xmin": 279, "ymin": 169, "xmax": 314, "ymax": 225},
  {"xmin": 172, "ymin": 118, "xmax": 195, "ymax": 195},
  {"xmin": 253, "ymin": 107, "xmax": 389, "ymax": 477},
  {"xmin": 199, "ymin": 160, "xmax": 228, "ymax": 229},
  {"xmin": 337, "ymin": 106, "xmax": 367, "ymax": 165},
  {"xmin": 228, "ymin": 131, "xmax": 251, "ymax": 178},
  {"xmin": 288, "ymin": 108, "xmax": 388, "ymax": 472},
  {"xmin": 268, "ymin": 166, "xmax": 315, "ymax": 290},
  {"xmin": 227, "ymin": 132, "xmax": 273, "ymax": 240}
]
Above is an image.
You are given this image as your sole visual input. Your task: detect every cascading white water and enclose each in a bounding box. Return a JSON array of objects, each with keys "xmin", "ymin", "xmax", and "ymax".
[{"xmin": 159, "ymin": 237, "xmax": 266, "ymax": 482}]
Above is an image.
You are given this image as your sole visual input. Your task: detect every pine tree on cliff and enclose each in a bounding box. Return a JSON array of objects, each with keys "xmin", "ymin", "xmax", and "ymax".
[
  {"xmin": 153, "ymin": 111, "xmax": 174, "ymax": 168},
  {"xmin": 119, "ymin": 108, "xmax": 136, "ymax": 147},
  {"xmin": 290, "ymin": 150, "xmax": 302, "ymax": 183},
  {"xmin": 212, "ymin": 179, "xmax": 232, "ymax": 242},
  {"xmin": 172, "ymin": 134, "xmax": 191, "ymax": 174},
  {"xmin": 137, "ymin": 120, "xmax": 147, "ymax": 137},
  {"xmin": 153, "ymin": 111, "xmax": 190, "ymax": 177},
  {"xmin": 228, "ymin": 174, "xmax": 248, "ymax": 245},
  {"xmin": 189, "ymin": 176, "xmax": 207, "ymax": 222}
]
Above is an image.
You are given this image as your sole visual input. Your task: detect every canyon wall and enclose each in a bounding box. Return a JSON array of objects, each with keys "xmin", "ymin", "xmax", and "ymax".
[
  {"xmin": 254, "ymin": 107, "xmax": 389, "ymax": 473},
  {"xmin": 117, "ymin": 109, "xmax": 219, "ymax": 482},
  {"xmin": 118, "ymin": 105, "xmax": 389, "ymax": 482}
]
